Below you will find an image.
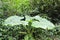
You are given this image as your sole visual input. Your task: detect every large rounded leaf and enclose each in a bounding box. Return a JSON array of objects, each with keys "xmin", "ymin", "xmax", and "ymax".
[
  {"xmin": 3, "ymin": 15, "xmax": 24, "ymax": 26},
  {"xmin": 32, "ymin": 16, "xmax": 55, "ymax": 30}
]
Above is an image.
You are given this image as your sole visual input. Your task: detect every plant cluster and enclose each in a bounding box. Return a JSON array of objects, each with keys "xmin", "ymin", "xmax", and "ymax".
[{"xmin": 0, "ymin": 15, "xmax": 59, "ymax": 40}]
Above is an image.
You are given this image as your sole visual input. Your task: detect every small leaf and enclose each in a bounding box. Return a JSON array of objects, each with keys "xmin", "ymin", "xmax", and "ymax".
[
  {"xmin": 33, "ymin": 15, "xmax": 42, "ymax": 21},
  {"xmin": 21, "ymin": 21, "xmax": 28, "ymax": 25},
  {"xmin": 24, "ymin": 34, "xmax": 35, "ymax": 40},
  {"xmin": 0, "ymin": 33, "xmax": 2, "ymax": 36},
  {"xmin": 9, "ymin": 37, "xmax": 13, "ymax": 40}
]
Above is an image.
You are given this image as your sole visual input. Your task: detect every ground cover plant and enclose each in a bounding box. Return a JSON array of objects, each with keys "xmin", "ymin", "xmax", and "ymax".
[
  {"xmin": 0, "ymin": 0, "xmax": 60, "ymax": 40},
  {"xmin": 0, "ymin": 15, "xmax": 60, "ymax": 40}
]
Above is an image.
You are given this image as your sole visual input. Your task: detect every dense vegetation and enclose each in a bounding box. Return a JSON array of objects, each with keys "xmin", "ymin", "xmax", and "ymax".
[{"xmin": 0, "ymin": 0, "xmax": 60, "ymax": 40}]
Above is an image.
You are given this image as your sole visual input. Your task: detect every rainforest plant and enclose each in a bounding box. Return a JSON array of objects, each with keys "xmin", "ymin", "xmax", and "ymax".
[{"xmin": 2, "ymin": 15, "xmax": 55, "ymax": 40}]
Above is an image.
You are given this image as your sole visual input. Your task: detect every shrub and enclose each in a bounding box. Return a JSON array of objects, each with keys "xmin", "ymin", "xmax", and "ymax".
[{"xmin": 0, "ymin": 15, "xmax": 55, "ymax": 40}]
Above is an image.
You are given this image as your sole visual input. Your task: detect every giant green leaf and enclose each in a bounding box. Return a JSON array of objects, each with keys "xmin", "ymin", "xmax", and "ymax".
[
  {"xmin": 3, "ymin": 15, "xmax": 24, "ymax": 26},
  {"xmin": 32, "ymin": 15, "xmax": 55, "ymax": 30},
  {"xmin": 3, "ymin": 15, "xmax": 55, "ymax": 30}
]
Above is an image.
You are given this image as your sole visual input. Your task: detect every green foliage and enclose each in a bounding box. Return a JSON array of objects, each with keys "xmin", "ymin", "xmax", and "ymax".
[
  {"xmin": 0, "ymin": 0, "xmax": 60, "ymax": 40},
  {"xmin": 1, "ymin": 0, "xmax": 60, "ymax": 23},
  {"xmin": 0, "ymin": 0, "xmax": 32, "ymax": 17},
  {"xmin": 0, "ymin": 15, "xmax": 56, "ymax": 40},
  {"xmin": 0, "ymin": 0, "xmax": 60, "ymax": 23},
  {"xmin": 30, "ymin": 0, "xmax": 60, "ymax": 24},
  {"xmin": 24, "ymin": 34, "xmax": 35, "ymax": 40},
  {"xmin": 3, "ymin": 15, "xmax": 55, "ymax": 30},
  {"xmin": 3, "ymin": 15, "xmax": 24, "ymax": 26}
]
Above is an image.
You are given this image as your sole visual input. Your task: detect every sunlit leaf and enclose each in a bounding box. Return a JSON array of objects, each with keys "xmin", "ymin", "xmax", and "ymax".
[
  {"xmin": 3, "ymin": 15, "xmax": 24, "ymax": 26},
  {"xmin": 3, "ymin": 15, "xmax": 55, "ymax": 30},
  {"xmin": 33, "ymin": 15, "xmax": 43, "ymax": 21},
  {"xmin": 25, "ymin": 15, "xmax": 33, "ymax": 21},
  {"xmin": 21, "ymin": 21, "xmax": 28, "ymax": 25},
  {"xmin": 32, "ymin": 15, "xmax": 55, "ymax": 30}
]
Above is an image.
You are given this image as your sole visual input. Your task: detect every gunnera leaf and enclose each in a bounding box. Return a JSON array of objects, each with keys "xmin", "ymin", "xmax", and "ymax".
[
  {"xmin": 3, "ymin": 15, "xmax": 24, "ymax": 26},
  {"xmin": 32, "ymin": 15, "xmax": 55, "ymax": 30}
]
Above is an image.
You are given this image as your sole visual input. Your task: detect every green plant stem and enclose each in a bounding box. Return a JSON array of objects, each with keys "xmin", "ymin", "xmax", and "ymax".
[{"xmin": 23, "ymin": 25, "xmax": 30, "ymax": 34}]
